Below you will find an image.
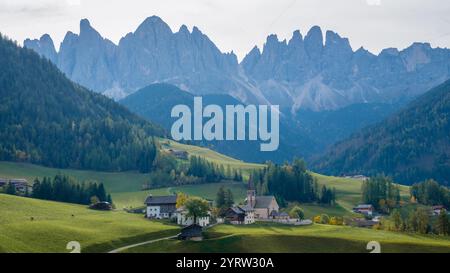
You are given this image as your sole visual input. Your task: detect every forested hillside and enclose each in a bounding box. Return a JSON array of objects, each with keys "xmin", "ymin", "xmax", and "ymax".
[
  {"xmin": 313, "ymin": 80, "xmax": 450, "ymax": 185},
  {"xmin": 0, "ymin": 35, "xmax": 165, "ymax": 172}
]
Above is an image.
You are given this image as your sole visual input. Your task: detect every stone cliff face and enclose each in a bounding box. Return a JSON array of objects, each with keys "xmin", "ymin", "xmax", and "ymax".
[
  {"xmin": 25, "ymin": 16, "xmax": 450, "ymax": 111},
  {"xmin": 242, "ymin": 26, "xmax": 450, "ymax": 111}
]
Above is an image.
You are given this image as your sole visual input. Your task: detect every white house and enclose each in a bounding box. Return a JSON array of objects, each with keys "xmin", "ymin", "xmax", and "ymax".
[
  {"xmin": 145, "ymin": 194, "xmax": 177, "ymax": 219},
  {"xmin": 176, "ymin": 206, "xmax": 211, "ymax": 227},
  {"xmin": 352, "ymin": 204, "xmax": 374, "ymax": 216}
]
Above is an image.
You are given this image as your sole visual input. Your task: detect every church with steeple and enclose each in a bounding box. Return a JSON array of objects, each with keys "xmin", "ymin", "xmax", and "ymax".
[{"xmin": 245, "ymin": 180, "xmax": 279, "ymax": 219}]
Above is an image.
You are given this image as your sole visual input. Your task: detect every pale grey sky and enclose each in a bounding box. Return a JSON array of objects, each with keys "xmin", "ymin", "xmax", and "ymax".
[{"xmin": 1, "ymin": 0, "xmax": 450, "ymax": 60}]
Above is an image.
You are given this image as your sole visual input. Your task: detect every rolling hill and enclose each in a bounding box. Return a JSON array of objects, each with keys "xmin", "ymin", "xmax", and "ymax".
[
  {"xmin": 123, "ymin": 223, "xmax": 450, "ymax": 253},
  {"xmin": 0, "ymin": 193, "xmax": 179, "ymax": 253},
  {"xmin": 0, "ymin": 35, "xmax": 164, "ymax": 172},
  {"xmin": 2, "ymin": 193, "xmax": 448, "ymax": 253},
  {"xmin": 313, "ymin": 79, "xmax": 450, "ymax": 185}
]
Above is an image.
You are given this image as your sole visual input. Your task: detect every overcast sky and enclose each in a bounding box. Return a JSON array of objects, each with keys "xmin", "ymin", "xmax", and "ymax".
[{"xmin": 1, "ymin": 0, "xmax": 450, "ymax": 60}]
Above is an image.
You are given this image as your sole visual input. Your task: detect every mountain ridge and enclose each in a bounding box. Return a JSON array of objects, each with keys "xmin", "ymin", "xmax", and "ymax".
[
  {"xmin": 312, "ymin": 79, "xmax": 450, "ymax": 185},
  {"xmin": 24, "ymin": 16, "xmax": 450, "ymax": 112}
]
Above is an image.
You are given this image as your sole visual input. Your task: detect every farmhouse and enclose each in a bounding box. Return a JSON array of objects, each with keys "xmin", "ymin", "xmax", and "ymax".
[
  {"xmin": 9, "ymin": 179, "xmax": 29, "ymax": 192},
  {"xmin": 270, "ymin": 211, "xmax": 290, "ymax": 221},
  {"xmin": 246, "ymin": 181, "xmax": 279, "ymax": 219},
  {"xmin": 224, "ymin": 205, "xmax": 255, "ymax": 225},
  {"xmin": 176, "ymin": 206, "xmax": 211, "ymax": 227},
  {"xmin": 431, "ymin": 205, "xmax": 445, "ymax": 216},
  {"xmin": 0, "ymin": 178, "xmax": 7, "ymax": 188},
  {"xmin": 168, "ymin": 149, "xmax": 188, "ymax": 160},
  {"xmin": 353, "ymin": 204, "xmax": 374, "ymax": 216},
  {"xmin": 178, "ymin": 224, "xmax": 203, "ymax": 241},
  {"xmin": 0, "ymin": 178, "xmax": 30, "ymax": 193},
  {"xmin": 145, "ymin": 194, "xmax": 177, "ymax": 219}
]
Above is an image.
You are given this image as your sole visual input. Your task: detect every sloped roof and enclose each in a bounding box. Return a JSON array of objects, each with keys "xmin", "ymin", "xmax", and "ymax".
[
  {"xmin": 180, "ymin": 224, "xmax": 203, "ymax": 237},
  {"xmin": 229, "ymin": 206, "xmax": 245, "ymax": 215},
  {"xmin": 354, "ymin": 204, "xmax": 373, "ymax": 209},
  {"xmin": 239, "ymin": 205, "xmax": 254, "ymax": 212},
  {"xmin": 254, "ymin": 196, "xmax": 275, "ymax": 209},
  {"xmin": 145, "ymin": 195, "xmax": 177, "ymax": 205}
]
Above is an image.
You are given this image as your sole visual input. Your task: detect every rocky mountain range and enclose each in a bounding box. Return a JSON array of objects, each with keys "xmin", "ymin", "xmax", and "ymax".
[{"xmin": 25, "ymin": 16, "xmax": 450, "ymax": 112}]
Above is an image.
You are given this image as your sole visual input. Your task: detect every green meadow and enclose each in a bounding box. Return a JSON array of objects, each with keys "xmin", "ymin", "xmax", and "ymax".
[
  {"xmin": 0, "ymin": 193, "xmax": 179, "ymax": 253},
  {"xmin": 0, "ymin": 160, "xmax": 400, "ymax": 219},
  {"xmin": 124, "ymin": 223, "xmax": 450, "ymax": 253},
  {"xmin": 0, "ymin": 141, "xmax": 427, "ymax": 253},
  {"xmin": 112, "ymin": 181, "xmax": 247, "ymax": 209}
]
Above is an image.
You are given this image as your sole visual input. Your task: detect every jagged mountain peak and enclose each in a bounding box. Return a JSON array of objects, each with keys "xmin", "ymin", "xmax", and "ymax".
[
  {"xmin": 135, "ymin": 15, "xmax": 173, "ymax": 35},
  {"xmin": 379, "ymin": 47, "xmax": 400, "ymax": 56},
  {"xmin": 288, "ymin": 30, "xmax": 303, "ymax": 46},
  {"xmin": 325, "ymin": 30, "xmax": 351, "ymax": 49},
  {"xmin": 80, "ymin": 18, "xmax": 92, "ymax": 32},
  {"xmin": 24, "ymin": 19, "xmax": 450, "ymax": 112},
  {"xmin": 23, "ymin": 33, "xmax": 57, "ymax": 63},
  {"xmin": 305, "ymin": 26, "xmax": 323, "ymax": 43},
  {"xmin": 178, "ymin": 24, "xmax": 190, "ymax": 34}
]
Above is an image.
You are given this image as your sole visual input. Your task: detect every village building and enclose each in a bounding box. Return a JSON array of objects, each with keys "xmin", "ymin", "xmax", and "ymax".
[
  {"xmin": 145, "ymin": 194, "xmax": 177, "ymax": 219},
  {"xmin": 168, "ymin": 149, "xmax": 188, "ymax": 160},
  {"xmin": 176, "ymin": 206, "xmax": 211, "ymax": 227},
  {"xmin": 245, "ymin": 181, "xmax": 279, "ymax": 219},
  {"xmin": 0, "ymin": 178, "xmax": 31, "ymax": 193},
  {"xmin": 9, "ymin": 179, "xmax": 29, "ymax": 193},
  {"xmin": 352, "ymin": 204, "xmax": 374, "ymax": 216},
  {"xmin": 270, "ymin": 211, "xmax": 290, "ymax": 221},
  {"xmin": 0, "ymin": 178, "xmax": 7, "ymax": 188},
  {"xmin": 224, "ymin": 205, "xmax": 255, "ymax": 225},
  {"xmin": 178, "ymin": 224, "xmax": 203, "ymax": 241},
  {"xmin": 431, "ymin": 205, "xmax": 446, "ymax": 216}
]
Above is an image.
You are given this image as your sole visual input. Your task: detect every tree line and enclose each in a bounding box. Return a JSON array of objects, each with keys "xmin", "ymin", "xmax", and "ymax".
[
  {"xmin": 410, "ymin": 179, "xmax": 450, "ymax": 208},
  {"xmin": 361, "ymin": 175, "xmax": 400, "ymax": 213},
  {"xmin": 187, "ymin": 156, "xmax": 243, "ymax": 183},
  {"xmin": 389, "ymin": 207, "xmax": 449, "ymax": 235},
  {"xmin": 249, "ymin": 158, "xmax": 336, "ymax": 205},
  {"xmin": 31, "ymin": 175, "xmax": 113, "ymax": 205}
]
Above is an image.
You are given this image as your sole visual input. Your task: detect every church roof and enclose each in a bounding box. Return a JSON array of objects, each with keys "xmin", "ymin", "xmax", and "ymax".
[{"xmin": 254, "ymin": 196, "xmax": 275, "ymax": 209}]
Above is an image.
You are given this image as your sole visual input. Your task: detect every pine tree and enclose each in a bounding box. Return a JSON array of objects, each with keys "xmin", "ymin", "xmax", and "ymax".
[
  {"xmin": 436, "ymin": 209, "xmax": 449, "ymax": 235},
  {"xmin": 5, "ymin": 182, "xmax": 16, "ymax": 195}
]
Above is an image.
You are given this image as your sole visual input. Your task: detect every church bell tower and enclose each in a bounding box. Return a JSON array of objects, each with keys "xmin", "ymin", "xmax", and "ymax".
[{"xmin": 247, "ymin": 180, "xmax": 256, "ymax": 208}]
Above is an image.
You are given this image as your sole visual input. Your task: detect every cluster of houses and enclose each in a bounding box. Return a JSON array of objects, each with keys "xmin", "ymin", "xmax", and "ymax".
[
  {"xmin": 0, "ymin": 178, "xmax": 30, "ymax": 194},
  {"xmin": 144, "ymin": 182, "xmax": 285, "ymax": 227},
  {"xmin": 144, "ymin": 194, "xmax": 211, "ymax": 227},
  {"xmin": 143, "ymin": 182, "xmax": 292, "ymax": 239}
]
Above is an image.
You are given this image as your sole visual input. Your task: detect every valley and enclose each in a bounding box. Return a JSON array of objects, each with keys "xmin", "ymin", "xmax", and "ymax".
[{"xmin": 1, "ymin": 8, "xmax": 450, "ymax": 255}]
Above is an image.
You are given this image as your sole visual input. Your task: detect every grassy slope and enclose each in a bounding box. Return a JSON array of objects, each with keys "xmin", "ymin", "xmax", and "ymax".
[
  {"xmin": 0, "ymin": 138, "xmax": 410, "ymax": 216},
  {"xmin": 124, "ymin": 223, "xmax": 450, "ymax": 253},
  {"xmin": 0, "ymin": 161, "xmax": 408, "ymax": 218},
  {"xmin": 0, "ymin": 161, "xmax": 148, "ymax": 193},
  {"xmin": 113, "ymin": 182, "xmax": 247, "ymax": 209},
  {"xmin": 162, "ymin": 139, "xmax": 264, "ymax": 177},
  {"xmin": 0, "ymin": 194, "xmax": 179, "ymax": 253}
]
